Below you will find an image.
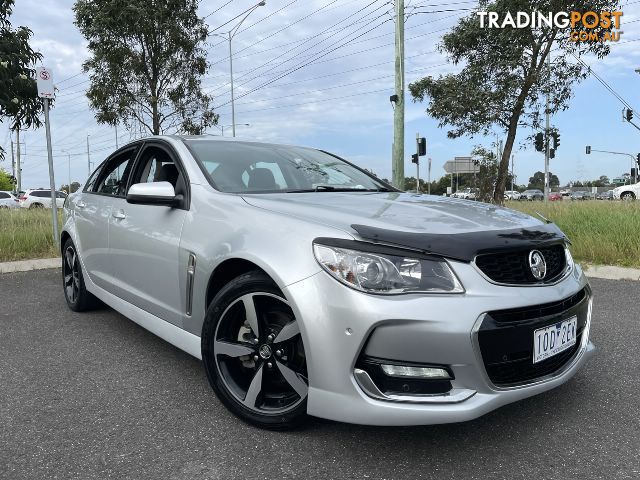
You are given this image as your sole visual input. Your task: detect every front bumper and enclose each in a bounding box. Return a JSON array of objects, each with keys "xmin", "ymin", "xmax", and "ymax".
[{"xmin": 283, "ymin": 259, "xmax": 594, "ymax": 426}]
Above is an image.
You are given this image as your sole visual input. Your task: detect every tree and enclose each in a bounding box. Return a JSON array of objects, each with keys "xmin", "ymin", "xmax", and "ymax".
[
  {"xmin": 0, "ymin": 168, "xmax": 15, "ymax": 190},
  {"xmin": 60, "ymin": 181, "xmax": 81, "ymax": 194},
  {"xmin": 409, "ymin": 0, "xmax": 617, "ymax": 203},
  {"xmin": 528, "ymin": 171, "xmax": 559, "ymax": 190},
  {"xmin": 74, "ymin": 0, "xmax": 218, "ymax": 135},
  {"xmin": 0, "ymin": 0, "xmax": 45, "ymax": 159}
]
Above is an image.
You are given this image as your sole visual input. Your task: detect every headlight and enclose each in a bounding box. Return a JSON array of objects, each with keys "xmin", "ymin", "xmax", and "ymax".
[{"xmin": 313, "ymin": 241, "xmax": 464, "ymax": 294}]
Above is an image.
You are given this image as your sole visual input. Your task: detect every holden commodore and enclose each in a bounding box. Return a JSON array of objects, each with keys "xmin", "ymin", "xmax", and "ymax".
[{"xmin": 61, "ymin": 136, "xmax": 594, "ymax": 429}]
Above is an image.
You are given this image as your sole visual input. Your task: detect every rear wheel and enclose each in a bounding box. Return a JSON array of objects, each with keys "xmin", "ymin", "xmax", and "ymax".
[
  {"xmin": 62, "ymin": 238, "xmax": 99, "ymax": 311},
  {"xmin": 202, "ymin": 271, "xmax": 308, "ymax": 429},
  {"xmin": 29, "ymin": 203, "xmax": 44, "ymax": 209}
]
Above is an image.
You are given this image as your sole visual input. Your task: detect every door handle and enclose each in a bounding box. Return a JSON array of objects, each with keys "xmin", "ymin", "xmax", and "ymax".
[
  {"xmin": 112, "ymin": 210, "xmax": 126, "ymax": 220},
  {"xmin": 76, "ymin": 201, "xmax": 86, "ymax": 209}
]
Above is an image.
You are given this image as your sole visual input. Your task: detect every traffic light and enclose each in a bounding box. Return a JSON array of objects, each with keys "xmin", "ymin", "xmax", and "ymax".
[
  {"xmin": 586, "ymin": 146, "xmax": 591, "ymax": 154},
  {"xmin": 550, "ymin": 148, "xmax": 555, "ymax": 159},
  {"xmin": 552, "ymin": 131, "xmax": 560, "ymax": 149},
  {"xmin": 411, "ymin": 153, "xmax": 419, "ymax": 164},
  {"xmin": 637, "ymin": 153, "xmax": 640, "ymax": 167},
  {"xmin": 535, "ymin": 133, "xmax": 544, "ymax": 152},
  {"xmin": 418, "ymin": 138, "xmax": 426, "ymax": 156},
  {"xmin": 626, "ymin": 108, "xmax": 633, "ymax": 122}
]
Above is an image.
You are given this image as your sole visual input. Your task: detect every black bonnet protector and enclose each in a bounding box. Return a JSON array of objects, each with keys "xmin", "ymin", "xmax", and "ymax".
[{"xmin": 350, "ymin": 223, "xmax": 568, "ymax": 263}]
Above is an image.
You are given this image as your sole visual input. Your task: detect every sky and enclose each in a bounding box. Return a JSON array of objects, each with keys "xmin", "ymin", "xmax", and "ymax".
[{"xmin": 1, "ymin": 0, "xmax": 640, "ymax": 190}]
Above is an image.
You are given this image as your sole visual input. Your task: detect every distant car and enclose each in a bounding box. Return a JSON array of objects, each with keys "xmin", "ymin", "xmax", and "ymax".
[
  {"xmin": 521, "ymin": 189, "xmax": 544, "ymax": 201},
  {"xmin": 504, "ymin": 190, "xmax": 521, "ymax": 200},
  {"xmin": 559, "ymin": 189, "xmax": 571, "ymax": 197},
  {"xmin": 569, "ymin": 191, "xmax": 588, "ymax": 201},
  {"xmin": 612, "ymin": 183, "xmax": 639, "ymax": 201},
  {"xmin": 548, "ymin": 192, "xmax": 563, "ymax": 201},
  {"xmin": 0, "ymin": 191, "xmax": 20, "ymax": 209},
  {"xmin": 596, "ymin": 190, "xmax": 614, "ymax": 200},
  {"xmin": 452, "ymin": 188, "xmax": 478, "ymax": 200},
  {"xmin": 19, "ymin": 189, "xmax": 67, "ymax": 209}
]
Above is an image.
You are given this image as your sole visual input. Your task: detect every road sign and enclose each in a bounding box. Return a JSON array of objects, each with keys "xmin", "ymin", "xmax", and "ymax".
[
  {"xmin": 36, "ymin": 67, "xmax": 54, "ymax": 98},
  {"xmin": 443, "ymin": 157, "xmax": 478, "ymax": 174}
]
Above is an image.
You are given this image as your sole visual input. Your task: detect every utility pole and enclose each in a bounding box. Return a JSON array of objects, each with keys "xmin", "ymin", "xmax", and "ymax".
[
  {"xmin": 427, "ymin": 157, "xmax": 432, "ymax": 195},
  {"xmin": 15, "ymin": 127, "xmax": 21, "ymax": 192},
  {"xmin": 544, "ymin": 52, "xmax": 551, "ymax": 203},
  {"xmin": 115, "ymin": 125, "xmax": 119, "ymax": 149},
  {"xmin": 415, "ymin": 133, "xmax": 420, "ymax": 193},
  {"xmin": 511, "ymin": 154, "xmax": 515, "ymax": 192},
  {"xmin": 86, "ymin": 135, "xmax": 91, "ymax": 177},
  {"xmin": 10, "ymin": 138, "xmax": 15, "ymax": 187},
  {"xmin": 392, "ymin": 0, "xmax": 405, "ymax": 188}
]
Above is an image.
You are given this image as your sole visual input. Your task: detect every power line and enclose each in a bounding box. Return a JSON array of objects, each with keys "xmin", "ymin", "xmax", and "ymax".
[
  {"xmin": 570, "ymin": 53, "xmax": 636, "ymax": 111},
  {"xmin": 214, "ymin": 14, "xmax": 392, "ymax": 109},
  {"xmin": 207, "ymin": 1, "xmax": 391, "ymax": 96}
]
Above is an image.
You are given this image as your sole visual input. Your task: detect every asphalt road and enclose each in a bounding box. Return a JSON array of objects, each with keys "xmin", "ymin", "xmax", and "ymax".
[{"xmin": 1, "ymin": 269, "xmax": 638, "ymax": 480}]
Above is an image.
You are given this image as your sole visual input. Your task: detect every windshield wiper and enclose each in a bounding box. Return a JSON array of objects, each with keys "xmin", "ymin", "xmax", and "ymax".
[{"xmin": 283, "ymin": 186, "xmax": 393, "ymax": 193}]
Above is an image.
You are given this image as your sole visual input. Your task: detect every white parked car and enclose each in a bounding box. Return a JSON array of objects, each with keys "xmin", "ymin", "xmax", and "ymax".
[
  {"xmin": 504, "ymin": 190, "xmax": 521, "ymax": 200},
  {"xmin": 452, "ymin": 188, "xmax": 478, "ymax": 200},
  {"xmin": 19, "ymin": 189, "xmax": 67, "ymax": 209},
  {"xmin": 0, "ymin": 191, "xmax": 20, "ymax": 209},
  {"xmin": 612, "ymin": 182, "xmax": 639, "ymax": 201}
]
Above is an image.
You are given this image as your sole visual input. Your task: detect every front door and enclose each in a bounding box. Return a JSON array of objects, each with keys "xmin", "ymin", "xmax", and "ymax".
[
  {"xmin": 74, "ymin": 148, "xmax": 137, "ymax": 290},
  {"xmin": 107, "ymin": 142, "xmax": 188, "ymax": 326}
]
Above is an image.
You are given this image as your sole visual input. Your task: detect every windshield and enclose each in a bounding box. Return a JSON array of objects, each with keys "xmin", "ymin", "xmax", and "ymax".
[{"xmin": 184, "ymin": 140, "xmax": 390, "ymax": 194}]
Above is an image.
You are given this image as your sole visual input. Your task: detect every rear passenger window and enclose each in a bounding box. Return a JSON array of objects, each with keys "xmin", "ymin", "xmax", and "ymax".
[{"xmin": 0, "ymin": 192, "xmax": 9, "ymax": 199}]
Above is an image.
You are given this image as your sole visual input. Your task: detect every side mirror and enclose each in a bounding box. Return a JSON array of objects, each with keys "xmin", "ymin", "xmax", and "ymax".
[{"xmin": 126, "ymin": 181, "xmax": 183, "ymax": 207}]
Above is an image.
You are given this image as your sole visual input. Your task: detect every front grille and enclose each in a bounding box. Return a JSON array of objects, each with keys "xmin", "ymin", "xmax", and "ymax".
[
  {"xmin": 477, "ymin": 287, "xmax": 590, "ymax": 386},
  {"xmin": 475, "ymin": 244, "xmax": 567, "ymax": 285}
]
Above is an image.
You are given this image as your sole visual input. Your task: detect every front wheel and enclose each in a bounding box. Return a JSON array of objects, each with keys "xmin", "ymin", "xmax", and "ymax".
[
  {"xmin": 202, "ymin": 271, "xmax": 308, "ymax": 429},
  {"xmin": 621, "ymin": 192, "xmax": 636, "ymax": 201}
]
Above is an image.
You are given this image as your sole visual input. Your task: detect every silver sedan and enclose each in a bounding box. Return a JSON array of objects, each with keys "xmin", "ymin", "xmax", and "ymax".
[{"xmin": 61, "ymin": 136, "xmax": 594, "ymax": 428}]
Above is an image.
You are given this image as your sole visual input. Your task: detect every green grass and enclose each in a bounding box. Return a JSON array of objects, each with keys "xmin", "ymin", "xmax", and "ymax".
[
  {"xmin": 0, "ymin": 209, "xmax": 62, "ymax": 262},
  {"xmin": 1, "ymin": 201, "xmax": 639, "ymax": 269},
  {"xmin": 506, "ymin": 200, "xmax": 640, "ymax": 268}
]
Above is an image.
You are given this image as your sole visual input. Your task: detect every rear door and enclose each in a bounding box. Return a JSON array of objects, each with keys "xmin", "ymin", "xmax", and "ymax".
[
  {"xmin": 73, "ymin": 146, "xmax": 138, "ymax": 290},
  {"xmin": 106, "ymin": 141, "xmax": 188, "ymax": 326}
]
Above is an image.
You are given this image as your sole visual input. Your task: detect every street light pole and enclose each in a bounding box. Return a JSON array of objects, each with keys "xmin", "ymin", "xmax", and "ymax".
[
  {"xmin": 220, "ymin": 123, "xmax": 249, "ymax": 137},
  {"xmin": 211, "ymin": 1, "xmax": 266, "ymax": 138}
]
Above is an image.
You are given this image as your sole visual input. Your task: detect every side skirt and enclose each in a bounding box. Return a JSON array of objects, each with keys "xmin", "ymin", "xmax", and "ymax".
[{"xmin": 86, "ymin": 277, "xmax": 202, "ymax": 360}]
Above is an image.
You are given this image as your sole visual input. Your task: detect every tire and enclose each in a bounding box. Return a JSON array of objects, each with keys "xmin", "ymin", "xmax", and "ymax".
[
  {"xmin": 62, "ymin": 238, "xmax": 100, "ymax": 311},
  {"xmin": 202, "ymin": 270, "xmax": 308, "ymax": 430},
  {"xmin": 621, "ymin": 192, "xmax": 636, "ymax": 201},
  {"xmin": 29, "ymin": 203, "xmax": 44, "ymax": 209}
]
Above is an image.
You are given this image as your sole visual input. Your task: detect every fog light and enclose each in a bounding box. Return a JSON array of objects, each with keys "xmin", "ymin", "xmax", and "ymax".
[{"xmin": 381, "ymin": 364, "xmax": 451, "ymax": 379}]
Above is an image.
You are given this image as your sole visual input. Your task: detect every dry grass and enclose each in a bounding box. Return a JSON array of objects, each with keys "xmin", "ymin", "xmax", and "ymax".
[{"xmin": 507, "ymin": 200, "xmax": 640, "ymax": 268}]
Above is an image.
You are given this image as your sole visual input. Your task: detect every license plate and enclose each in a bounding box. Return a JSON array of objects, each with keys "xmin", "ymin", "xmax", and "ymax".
[{"xmin": 533, "ymin": 317, "xmax": 578, "ymax": 364}]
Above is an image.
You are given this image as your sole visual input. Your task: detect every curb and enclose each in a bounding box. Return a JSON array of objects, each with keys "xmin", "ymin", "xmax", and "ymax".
[
  {"xmin": 583, "ymin": 265, "xmax": 640, "ymax": 282},
  {"xmin": 0, "ymin": 257, "xmax": 60, "ymax": 274},
  {"xmin": 1, "ymin": 257, "xmax": 639, "ymax": 282}
]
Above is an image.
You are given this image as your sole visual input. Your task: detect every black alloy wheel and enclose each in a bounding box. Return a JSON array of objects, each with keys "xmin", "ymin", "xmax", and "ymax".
[{"xmin": 202, "ymin": 271, "xmax": 308, "ymax": 429}]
